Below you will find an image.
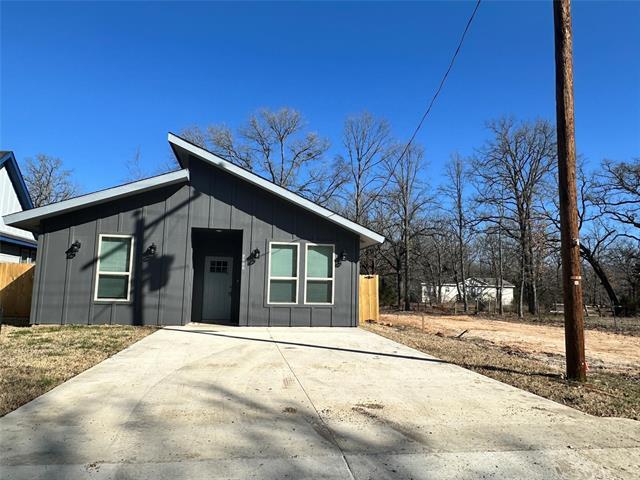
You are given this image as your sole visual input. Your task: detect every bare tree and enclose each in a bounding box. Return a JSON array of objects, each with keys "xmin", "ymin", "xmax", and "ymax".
[
  {"xmin": 338, "ymin": 112, "xmax": 392, "ymax": 224},
  {"xmin": 473, "ymin": 118, "xmax": 557, "ymax": 316},
  {"xmin": 181, "ymin": 108, "xmax": 344, "ymax": 205},
  {"xmin": 543, "ymin": 165, "xmax": 622, "ymax": 313},
  {"xmin": 441, "ymin": 153, "xmax": 473, "ymax": 311},
  {"xmin": 377, "ymin": 144, "xmax": 430, "ymax": 310},
  {"xmin": 124, "ymin": 147, "xmax": 146, "ymax": 182},
  {"xmin": 23, "ymin": 154, "xmax": 79, "ymax": 207},
  {"xmin": 593, "ymin": 158, "xmax": 640, "ymax": 241}
]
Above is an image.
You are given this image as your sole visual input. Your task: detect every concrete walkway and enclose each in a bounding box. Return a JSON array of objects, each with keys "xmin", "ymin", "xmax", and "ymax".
[{"xmin": 1, "ymin": 325, "xmax": 638, "ymax": 479}]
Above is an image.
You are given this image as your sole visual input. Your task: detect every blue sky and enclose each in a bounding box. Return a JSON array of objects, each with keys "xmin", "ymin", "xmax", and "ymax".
[{"xmin": 1, "ymin": 1, "xmax": 638, "ymax": 193}]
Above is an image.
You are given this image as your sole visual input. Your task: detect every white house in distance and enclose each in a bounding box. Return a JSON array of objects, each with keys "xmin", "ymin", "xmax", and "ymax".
[
  {"xmin": 0, "ymin": 152, "xmax": 36, "ymax": 263},
  {"xmin": 421, "ymin": 277, "xmax": 515, "ymax": 305}
]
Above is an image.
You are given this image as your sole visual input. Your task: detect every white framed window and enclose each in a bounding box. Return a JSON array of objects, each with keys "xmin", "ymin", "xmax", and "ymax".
[
  {"xmin": 304, "ymin": 243, "xmax": 334, "ymax": 305},
  {"xmin": 267, "ymin": 242, "xmax": 299, "ymax": 304},
  {"xmin": 94, "ymin": 234, "xmax": 134, "ymax": 302}
]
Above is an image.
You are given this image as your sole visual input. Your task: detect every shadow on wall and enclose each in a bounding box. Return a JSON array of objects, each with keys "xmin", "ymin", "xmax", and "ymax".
[{"xmin": 75, "ymin": 190, "xmax": 200, "ymax": 325}]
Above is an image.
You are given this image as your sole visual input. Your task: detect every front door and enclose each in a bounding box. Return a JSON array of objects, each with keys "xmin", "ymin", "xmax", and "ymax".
[{"xmin": 202, "ymin": 256, "xmax": 233, "ymax": 321}]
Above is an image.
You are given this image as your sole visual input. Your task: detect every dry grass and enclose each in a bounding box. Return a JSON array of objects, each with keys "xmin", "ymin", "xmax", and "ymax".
[
  {"xmin": 362, "ymin": 321, "xmax": 640, "ymax": 421},
  {"xmin": 0, "ymin": 324, "xmax": 156, "ymax": 417}
]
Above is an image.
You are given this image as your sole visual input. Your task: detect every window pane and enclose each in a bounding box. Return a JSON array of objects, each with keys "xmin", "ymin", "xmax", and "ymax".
[
  {"xmin": 270, "ymin": 245, "xmax": 297, "ymax": 277},
  {"xmin": 306, "ymin": 280, "xmax": 332, "ymax": 303},
  {"xmin": 307, "ymin": 245, "xmax": 333, "ymax": 278},
  {"xmin": 97, "ymin": 275, "xmax": 128, "ymax": 299},
  {"xmin": 269, "ymin": 279, "xmax": 296, "ymax": 303},
  {"xmin": 100, "ymin": 237, "xmax": 131, "ymax": 272}
]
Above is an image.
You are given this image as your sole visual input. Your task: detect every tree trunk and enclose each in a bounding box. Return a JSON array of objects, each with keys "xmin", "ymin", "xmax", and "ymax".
[
  {"xmin": 498, "ymin": 228, "xmax": 504, "ymax": 315},
  {"xmin": 403, "ymin": 227, "xmax": 411, "ymax": 311},
  {"xmin": 396, "ymin": 259, "xmax": 402, "ymax": 310},
  {"xmin": 580, "ymin": 244, "xmax": 621, "ymax": 315},
  {"xmin": 526, "ymin": 232, "xmax": 537, "ymax": 315},
  {"xmin": 518, "ymin": 253, "xmax": 526, "ymax": 318},
  {"xmin": 459, "ymin": 244, "xmax": 468, "ymax": 312}
]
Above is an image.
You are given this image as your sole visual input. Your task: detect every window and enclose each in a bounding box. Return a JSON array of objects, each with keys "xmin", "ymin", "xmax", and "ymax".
[
  {"xmin": 268, "ymin": 242, "xmax": 299, "ymax": 304},
  {"xmin": 210, "ymin": 260, "xmax": 228, "ymax": 273},
  {"xmin": 94, "ymin": 235, "xmax": 134, "ymax": 301},
  {"xmin": 304, "ymin": 244, "xmax": 334, "ymax": 304}
]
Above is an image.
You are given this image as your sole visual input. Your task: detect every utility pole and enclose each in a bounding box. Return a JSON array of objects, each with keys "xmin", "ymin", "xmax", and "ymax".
[{"xmin": 553, "ymin": 0, "xmax": 586, "ymax": 381}]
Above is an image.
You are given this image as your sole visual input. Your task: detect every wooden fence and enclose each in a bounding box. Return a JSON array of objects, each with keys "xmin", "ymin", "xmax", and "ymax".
[
  {"xmin": 359, "ymin": 274, "xmax": 379, "ymax": 323},
  {"xmin": 0, "ymin": 263, "xmax": 35, "ymax": 320}
]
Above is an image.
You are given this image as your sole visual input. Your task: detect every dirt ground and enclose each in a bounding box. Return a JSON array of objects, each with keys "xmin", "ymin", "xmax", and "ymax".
[
  {"xmin": 381, "ymin": 313, "xmax": 640, "ymax": 374},
  {"xmin": 364, "ymin": 313, "xmax": 640, "ymax": 420}
]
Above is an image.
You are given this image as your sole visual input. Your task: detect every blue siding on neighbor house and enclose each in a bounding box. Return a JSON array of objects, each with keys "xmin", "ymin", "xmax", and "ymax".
[{"xmin": 30, "ymin": 156, "xmax": 360, "ymax": 326}]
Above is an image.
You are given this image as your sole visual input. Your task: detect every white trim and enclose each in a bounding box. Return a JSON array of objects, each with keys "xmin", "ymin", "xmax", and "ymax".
[
  {"xmin": 4, "ymin": 169, "xmax": 190, "ymax": 232},
  {"xmin": 303, "ymin": 243, "xmax": 335, "ymax": 305},
  {"xmin": 168, "ymin": 133, "xmax": 385, "ymax": 248},
  {"xmin": 266, "ymin": 241, "xmax": 299, "ymax": 305},
  {"xmin": 94, "ymin": 234, "xmax": 135, "ymax": 302}
]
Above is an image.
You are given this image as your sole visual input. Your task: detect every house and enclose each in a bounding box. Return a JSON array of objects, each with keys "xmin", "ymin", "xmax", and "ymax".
[
  {"xmin": 421, "ymin": 277, "xmax": 515, "ymax": 305},
  {"xmin": 0, "ymin": 151, "xmax": 37, "ymax": 263},
  {"xmin": 3, "ymin": 134, "xmax": 384, "ymax": 327},
  {"xmin": 466, "ymin": 277, "xmax": 515, "ymax": 304}
]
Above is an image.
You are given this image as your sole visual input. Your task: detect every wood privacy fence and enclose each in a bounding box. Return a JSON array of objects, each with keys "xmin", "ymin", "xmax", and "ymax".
[
  {"xmin": 0, "ymin": 263, "xmax": 35, "ymax": 320},
  {"xmin": 359, "ymin": 274, "xmax": 379, "ymax": 323}
]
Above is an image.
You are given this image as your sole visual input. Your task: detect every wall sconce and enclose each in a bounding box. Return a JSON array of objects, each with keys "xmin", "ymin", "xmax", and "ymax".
[
  {"xmin": 335, "ymin": 250, "xmax": 348, "ymax": 267},
  {"xmin": 247, "ymin": 248, "xmax": 260, "ymax": 265},
  {"xmin": 144, "ymin": 243, "xmax": 157, "ymax": 257},
  {"xmin": 65, "ymin": 240, "xmax": 81, "ymax": 259}
]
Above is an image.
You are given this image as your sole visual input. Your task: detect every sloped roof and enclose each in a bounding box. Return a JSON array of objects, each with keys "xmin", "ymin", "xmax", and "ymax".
[
  {"xmin": 0, "ymin": 152, "xmax": 36, "ymax": 246},
  {"xmin": 168, "ymin": 133, "xmax": 385, "ymax": 248},
  {"xmin": 4, "ymin": 169, "xmax": 190, "ymax": 232},
  {"xmin": 0, "ymin": 151, "xmax": 33, "ymax": 210}
]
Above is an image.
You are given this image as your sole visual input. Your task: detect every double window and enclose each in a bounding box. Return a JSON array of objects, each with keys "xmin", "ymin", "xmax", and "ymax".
[
  {"xmin": 94, "ymin": 234, "xmax": 134, "ymax": 301},
  {"xmin": 267, "ymin": 242, "xmax": 335, "ymax": 305},
  {"xmin": 304, "ymin": 244, "xmax": 334, "ymax": 304},
  {"xmin": 268, "ymin": 243, "xmax": 299, "ymax": 304}
]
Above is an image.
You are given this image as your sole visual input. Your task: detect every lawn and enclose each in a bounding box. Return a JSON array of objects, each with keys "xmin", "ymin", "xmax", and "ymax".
[
  {"xmin": 0, "ymin": 324, "xmax": 156, "ymax": 417},
  {"xmin": 362, "ymin": 317, "xmax": 640, "ymax": 421}
]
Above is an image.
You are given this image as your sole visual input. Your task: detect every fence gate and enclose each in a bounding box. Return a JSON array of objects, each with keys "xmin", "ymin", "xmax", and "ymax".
[
  {"xmin": 359, "ymin": 274, "xmax": 379, "ymax": 323},
  {"xmin": 0, "ymin": 263, "xmax": 35, "ymax": 320}
]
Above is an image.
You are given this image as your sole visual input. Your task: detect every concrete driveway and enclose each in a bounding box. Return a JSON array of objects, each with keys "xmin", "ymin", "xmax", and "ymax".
[{"xmin": 1, "ymin": 326, "xmax": 638, "ymax": 480}]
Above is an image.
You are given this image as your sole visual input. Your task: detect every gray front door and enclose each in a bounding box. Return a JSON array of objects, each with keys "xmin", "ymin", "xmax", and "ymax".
[{"xmin": 202, "ymin": 256, "xmax": 233, "ymax": 321}]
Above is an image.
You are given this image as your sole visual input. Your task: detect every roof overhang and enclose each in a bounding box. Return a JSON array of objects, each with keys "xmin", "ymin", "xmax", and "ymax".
[
  {"xmin": 168, "ymin": 133, "xmax": 385, "ymax": 248},
  {"xmin": 3, "ymin": 169, "xmax": 190, "ymax": 233},
  {"xmin": 0, "ymin": 233, "xmax": 37, "ymax": 248},
  {"xmin": 0, "ymin": 151, "xmax": 34, "ymax": 210}
]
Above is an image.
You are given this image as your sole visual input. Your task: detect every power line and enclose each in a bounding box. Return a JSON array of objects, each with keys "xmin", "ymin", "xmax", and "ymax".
[{"xmin": 373, "ymin": 0, "xmax": 482, "ymax": 198}]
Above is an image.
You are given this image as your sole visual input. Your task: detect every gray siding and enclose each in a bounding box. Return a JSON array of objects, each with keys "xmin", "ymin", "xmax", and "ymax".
[{"xmin": 30, "ymin": 157, "xmax": 361, "ymax": 327}]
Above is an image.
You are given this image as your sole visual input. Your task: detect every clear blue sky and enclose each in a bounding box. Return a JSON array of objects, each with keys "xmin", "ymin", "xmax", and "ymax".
[{"xmin": 1, "ymin": 1, "xmax": 638, "ymax": 193}]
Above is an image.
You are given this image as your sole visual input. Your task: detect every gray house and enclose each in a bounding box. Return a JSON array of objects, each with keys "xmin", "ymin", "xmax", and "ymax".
[{"xmin": 3, "ymin": 134, "xmax": 383, "ymax": 327}]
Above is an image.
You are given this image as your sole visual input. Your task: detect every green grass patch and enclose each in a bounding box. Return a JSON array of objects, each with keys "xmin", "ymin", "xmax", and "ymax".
[{"xmin": 0, "ymin": 324, "xmax": 156, "ymax": 416}]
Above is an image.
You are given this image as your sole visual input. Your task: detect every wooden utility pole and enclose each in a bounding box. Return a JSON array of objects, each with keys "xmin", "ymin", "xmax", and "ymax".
[{"xmin": 553, "ymin": 0, "xmax": 586, "ymax": 381}]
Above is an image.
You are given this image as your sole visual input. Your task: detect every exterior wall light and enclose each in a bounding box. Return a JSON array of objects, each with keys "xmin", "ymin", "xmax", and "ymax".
[
  {"xmin": 247, "ymin": 248, "xmax": 260, "ymax": 265},
  {"xmin": 144, "ymin": 243, "xmax": 157, "ymax": 257},
  {"xmin": 65, "ymin": 240, "xmax": 81, "ymax": 259},
  {"xmin": 335, "ymin": 250, "xmax": 348, "ymax": 267}
]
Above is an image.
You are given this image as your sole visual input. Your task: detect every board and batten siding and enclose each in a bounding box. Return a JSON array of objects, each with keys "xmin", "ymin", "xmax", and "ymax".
[{"xmin": 30, "ymin": 156, "xmax": 360, "ymax": 326}]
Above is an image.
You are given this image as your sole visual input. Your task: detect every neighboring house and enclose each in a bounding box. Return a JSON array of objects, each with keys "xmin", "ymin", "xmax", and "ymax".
[
  {"xmin": 3, "ymin": 133, "xmax": 384, "ymax": 327},
  {"xmin": 0, "ymin": 151, "xmax": 36, "ymax": 263},
  {"xmin": 421, "ymin": 277, "xmax": 515, "ymax": 305}
]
